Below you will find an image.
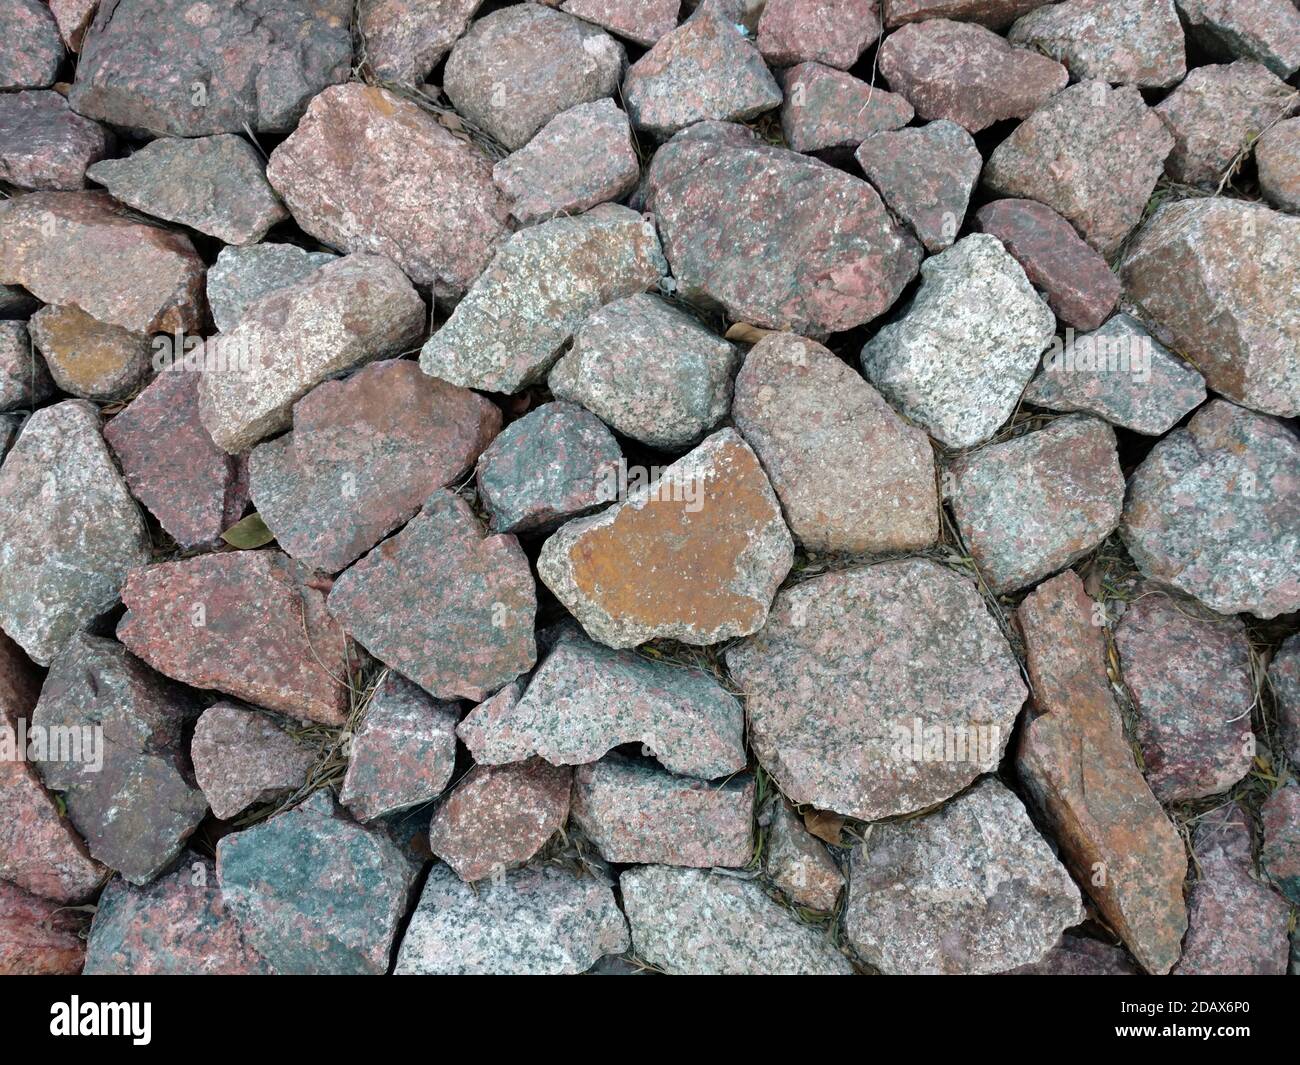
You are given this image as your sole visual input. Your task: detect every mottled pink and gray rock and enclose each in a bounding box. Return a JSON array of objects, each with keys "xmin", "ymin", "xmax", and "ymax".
[
  {"xmin": 328, "ymin": 490, "xmax": 536, "ymax": 702},
  {"xmin": 563, "ymin": 0, "xmax": 679, "ymax": 46},
  {"xmin": 476, "ymin": 401, "xmax": 622, "ymax": 534},
  {"xmin": 117, "ymin": 550, "xmax": 356, "ymax": 726},
  {"xmin": 1174, "ymin": 802, "xmax": 1291, "ymax": 975},
  {"xmin": 420, "ymin": 205, "xmax": 666, "ymax": 393},
  {"xmin": 621, "ymin": 865, "xmax": 853, "ymax": 974},
  {"xmin": 217, "ymin": 791, "xmax": 416, "ymax": 975},
  {"xmin": 0, "ymin": 190, "xmax": 205, "ymax": 334},
  {"xmin": 1008, "ymin": 0, "xmax": 1187, "ymax": 88},
  {"xmin": 1257, "ymin": 117, "xmax": 1300, "ymax": 213},
  {"xmin": 622, "ymin": 12, "xmax": 780, "ymax": 139},
  {"xmin": 856, "ymin": 120, "xmax": 980, "ymax": 253},
  {"xmin": 883, "ymin": 0, "xmax": 1043, "ymax": 28},
  {"xmin": 1271, "ymin": 635, "xmax": 1300, "ymax": 766},
  {"xmin": 0, "ymin": 0, "xmax": 63, "ymax": 89},
  {"xmin": 1115, "ymin": 591, "xmax": 1255, "ymax": 803},
  {"xmin": 197, "ymin": 253, "xmax": 425, "ymax": 454},
  {"xmin": 339, "ymin": 672, "xmax": 459, "ymax": 822},
  {"xmin": 780, "ymin": 63, "xmax": 913, "ymax": 153},
  {"xmin": 396, "ymin": 861, "xmax": 629, "ymax": 975},
  {"xmin": 206, "ymin": 243, "xmax": 336, "ymax": 334},
  {"xmin": 984, "ymin": 81, "xmax": 1174, "ymax": 256},
  {"xmin": 765, "ymin": 801, "xmax": 843, "ymax": 911},
  {"xmin": 191, "ymin": 703, "xmax": 316, "ymax": 821},
  {"xmin": 250, "ymin": 360, "xmax": 500, "ymax": 573},
  {"xmin": 878, "ymin": 19, "xmax": 1068, "ymax": 133},
  {"xmin": 0, "ymin": 321, "xmax": 54, "ymax": 412},
  {"xmin": 69, "ymin": 0, "xmax": 352, "ymax": 136},
  {"xmin": 267, "ymin": 84, "xmax": 509, "ymax": 296},
  {"xmin": 972, "ymin": 198, "xmax": 1119, "ymax": 330},
  {"xmin": 84, "ymin": 856, "xmax": 272, "ymax": 975},
  {"xmin": 458, "ymin": 627, "xmax": 745, "ymax": 778},
  {"xmin": 1121, "ymin": 400, "xmax": 1299, "ymax": 619},
  {"xmin": 573, "ymin": 756, "xmax": 753, "ymax": 867},
  {"xmin": 1155, "ymin": 60, "xmax": 1299, "ymax": 189},
  {"xmin": 1177, "ymin": 0, "xmax": 1300, "ymax": 78},
  {"xmin": 0, "ymin": 880, "xmax": 87, "ymax": 975},
  {"xmin": 1003, "ymin": 935, "xmax": 1141, "ymax": 975},
  {"xmin": 29, "ymin": 304, "xmax": 151, "ymax": 402},
  {"xmin": 49, "ymin": 0, "xmax": 98, "ymax": 51},
  {"xmin": 0, "ymin": 401, "xmax": 149, "ymax": 665},
  {"xmin": 732, "ymin": 332, "xmax": 937, "ymax": 554},
  {"xmin": 1121, "ymin": 198, "xmax": 1299, "ymax": 418},
  {"xmin": 0, "ymin": 90, "xmax": 108, "ymax": 190},
  {"xmin": 1260, "ymin": 783, "xmax": 1300, "ymax": 904},
  {"xmin": 33, "ymin": 633, "xmax": 207, "ymax": 884},
  {"xmin": 493, "ymin": 98, "xmax": 639, "ymax": 226},
  {"xmin": 847, "ymin": 778, "xmax": 1082, "ymax": 974},
  {"xmin": 638, "ymin": 118, "xmax": 759, "ymax": 212},
  {"xmin": 444, "ymin": 5, "xmax": 625, "ymax": 151},
  {"xmin": 757, "ymin": 0, "xmax": 881, "ymax": 68},
  {"xmin": 727, "ymin": 559, "xmax": 1025, "ymax": 820},
  {"xmin": 949, "ymin": 415, "xmax": 1124, "ymax": 594},
  {"xmin": 359, "ymin": 0, "xmax": 481, "ymax": 84},
  {"xmin": 651, "ymin": 134, "xmax": 923, "ymax": 335},
  {"xmin": 860, "ymin": 234, "xmax": 1056, "ymax": 448},
  {"xmin": 1024, "ymin": 314, "xmax": 1206, "ymax": 436},
  {"xmin": 427, "ymin": 759, "xmax": 571, "ymax": 881}
]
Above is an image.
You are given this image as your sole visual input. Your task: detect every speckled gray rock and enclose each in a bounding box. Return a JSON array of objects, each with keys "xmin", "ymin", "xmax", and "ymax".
[
  {"xmin": 0, "ymin": 90, "xmax": 109, "ymax": 190},
  {"xmin": 1256, "ymin": 117, "xmax": 1300, "ymax": 213},
  {"xmin": 420, "ymin": 205, "xmax": 666, "ymax": 394},
  {"xmin": 538, "ymin": 429, "xmax": 794, "ymax": 648},
  {"xmin": 756, "ymin": 0, "xmax": 881, "ymax": 69},
  {"xmin": 458, "ymin": 627, "xmax": 746, "ymax": 778},
  {"xmin": 33, "ymin": 633, "xmax": 207, "ymax": 884},
  {"xmin": 732, "ymin": 332, "xmax": 937, "ymax": 554},
  {"xmin": 779, "ymin": 62, "xmax": 914, "ymax": 153},
  {"xmin": 548, "ymin": 294, "xmax": 738, "ymax": 449},
  {"xmin": 726, "ymin": 559, "xmax": 1026, "ymax": 820},
  {"xmin": 206, "ymin": 243, "xmax": 336, "ymax": 333},
  {"xmin": 846, "ymin": 778, "xmax": 1083, "ymax": 974},
  {"xmin": 948, "ymin": 416, "xmax": 1125, "ymax": 594},
  {"xmin": 983, "ymin": 81, "xmax": 1174, "ymax": 256},
  {"xmin": 0, "ymin": 321, "xmax": 54, "ymax": 412},
  {"xmin": 563, "ymin": 0, "xmax": 679, "ymax": 47},
  {"xmin": 1261, "ymin": 782, "xmax": 1300, "ymax": 904},
  {"xmin": 621, "ymin": 865, "xmax": 854, "ymax": 974},
  {"xmin": 191, "ymin": 703, "xmax": 316, "ymax": 821},
  {"xmin": 1155, "ymin": 60, "xmax": 1299, "ymax": 189},
  {"xmin": 860, "ymin": 234, "xmax": 1056, "ymax": 448},
  {"xmin": 48, "ymin": 0, "xmax": 98, "ymax": 53},
  {"xmin": 1007, "ymin": 0, "xmax": 1187, "ymax": 88},
  {"xmin": 0, "ymin": 401, "xmax": 149, "ymax": 666},
  {"xmin": 28, "ymin": 304, "xmax": 152, "ymax": 403},
  {"xmin": 1176, "ymin": 0, "xmax": 1300, "ymax": 78},
  {"xmin": 1121, "ymin": 400, "xmax": 1299, "ymax": 619},
  {"xmin": 0, "ymin": 0, "xmax": 64, "ymax": 90},
  {"xmin": 1271, "ymin": 635, "xmax": 1300, "ymax": 767},
  {"xmin": 476, "ymin": 402, "xmax": 622, "ymax": 534},
  {"xmin": 1024, "ymin": 314, "xmax": 1206, "ymax": 435},
  {"xmin": 444, "ymin": 5, "xmax": 626, "ymax": 151},
  {"xmin": 216, "ymin": 791, "xmax": 416, "ymax": 975},
  {"xmin": 395, "ymin": 862, "xmax": 629, "ymax": 975},
  {"xmin": 764, "ymin": 801, "xmax": 843, "ymax": 911},
  {"xmin": 359, "ymin": 0, "xmax": 482, "ymax": 85}
]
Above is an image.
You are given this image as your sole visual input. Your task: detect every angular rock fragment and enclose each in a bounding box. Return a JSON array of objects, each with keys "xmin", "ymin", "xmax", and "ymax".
[
  {"xmin": 206, "ymin": 243, "xmax": 337, "ymax": 334},
  {"xmin": 780, "ymin": 63, "xmax": 914, "ymax": 153},
  {"xmin": 883, "ymin": 0, "xmax": 1043, "ymax": 27},
  {"xmin": 0, "ymin": 321, "xmax": 54, "ymax": 412},
  {"xmin": 359, "ymin": 0, "xmax": 482, "ymax": 85},
  {"xmin": 1257, "ymin": 117, "xmax": 1300, "ymax": 213},
  {"xmin": 1121, "ymin": 400, "xmax": 1299, "ymax": 619},
  {"xmin": 1015, "ymin": 571, "xmax": 1188, "ymax": 975},
  {"xmin": 1260, "ymin": 783, "xmax": 1300, "ymax": 904},
  {"xmin": 191, "ymin": 703, "xmax": 316, "ymax": 820},
  {"xmin": 860, "ymin": 234, "xmax": 1055, "ymax": 448},
  {"xmin": 1176, "ymin": 0, "xmax": 1300, "ymax": 78},
  {"xmin": 1271, "ymin": 635, "xmax": 1300, "ymax": 766},
  {"xmin": 48, "ymin": 0, "xmax": 98, "ymax": 52},
  {"xmin": 0, "ymin": 0, "xmax": 63, "ymax": 90},
  {"xmin": 117, "ymin": 551, "xmax": 356, "ymax": 726},
  {"xmin": 395, "ymin": 862, "xmax": 629, "ymax": 975},
  {"xmin": 756, "ymin": 0, "xmax": 881, "ymax": 69},
  {"xmin": 1004, "ymin": 935, "xmax": 1141, "ymax": 975},
  {"xmin": 562, "ymin": 0, "xmax": 679, "ymax": 47},
  {"xmin": 29, "ymin": 304, "xmax": 151, "ymax": 402},
  {"xmin": 764, "ymin": 801, "xmax": 843, "ymax": 911},
  {"xmin": 0, "ymin": 90, "xmax": 108, "ymax": 190},
  {"xmin": 727, "ymin": 559, "xmax": 1025, "ymax": 820},
  {"xmin": 638, "ymin": 118, "xmax": 760, "ymax": 213},
  {"xmin": 420, "ymin": 205, "xmax": 665, "ymax": 393},
  {"xmin": 0, "ymin": 880, "xmax": 87, "ymax": 975}
]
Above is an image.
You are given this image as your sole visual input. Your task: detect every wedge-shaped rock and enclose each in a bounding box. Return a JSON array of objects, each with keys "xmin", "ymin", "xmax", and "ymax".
[
  {"xmin": 1176, "ymin": 0, "xmax": 1300, "ymax": 80},
  {"xmin": 757, "ymin": 0, "xmax": 881, "ymax": 68},
  {"xmin": 359, "ymin": 0, "xmax": 482, "ymax": 85},
  {"xmin": 0, "ymin": 90, "xmax": 109, "ymax": 190},
  {"xmin": 764, "ymin": 800, "xmax": 843, "ymax": 911},
  {"xmin": 780, "ymin": 63, "xmax": 913, "ymax": 153},
  {"xmin": 191, "ymin": 703, "xmax": 316, "ymax": 821},
  {"xmin": 1015, "ymin": 570, "xmax": 1188, "ymax": 975},
  {"xmin": 48, "ymin": 0, "xmax": 97, "ymax": 52}
]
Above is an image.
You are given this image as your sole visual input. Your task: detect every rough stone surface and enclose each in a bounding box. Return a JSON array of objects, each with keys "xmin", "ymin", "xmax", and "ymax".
[
  {"xmin": 420, "ymin": 205, "xmax": 666, "ymax": 393},
  {"xmin": 732, "ymin": 332, "xmax": 937, "ymax": 554},
  {"xmin": 764, "ymin": 801, "xmax": 843, "ymax": 911},
  {"xmin": 1272, "ymin": 635, "xmax": 1300, "ymax": 767},
  {"xmin": 1121, "ymin": 400, "xmax": 1299, "ymax": 619},
  {"xmin": 0, "ymin": 0, "xmax": 63, "ymax": 90},
  {"xmin": 359, "ymin": 0, "xmax": 481, "ymax": 84},
  {"xmin": 49, "ymin": 0, "xmax": 98, "ymax": 51},
  {"xmin": 983, "ymin": 81, "xmax": 1174, "ymax": 256},
  {"xmin": 459, "ymin": 627, "xmax": 745, "ymax": 777},
  {"xmin": 1015, "ymin": 571, "xmax": 1188, "ymax": 975},
  {"xmin": 395, "ymin": 862, "xmax": 629, "ymax": 975},
  {"xmin": 0, "ymin": 401, "xmax": 149, "ymax": 666},
  {"xmin": 0, "ymin": 880, "xmax": 87, "ymax": 975},
  {"xmin": 0, "ymin": 90, "xmax": 109, "ymax": 190},
  {"xmin": 0, "ymin": 413, "xmax": 21, "ymax": 457},
  {"xmin": 539, "ymin": 429, "xmax": 793, "ymax": 648},
  {"xmin": 216, "ymin": 791, "xmax": 415, "ymax": 976},
  {"xmin": 1260, "ymin": 783, "xmax": 1300, "ymax": 904},
  {"xmin": 206, "ymin": 243, "xmax": 336, "ymax": 333},
  {"xmin": 949, "ymin": 415, "xmax": 1125, "ymax": 594},
  {"xmin": 621, "ymin": 865, "xmax": 854, "ymax": 974},
  {"xmin": 780, "ymin": 63, "xmax": 914, "ymax": 153},
  {"xmin": 1120, "ymin": 198, "xmax": 1299, "ymax": 418},
  {"xmin": 0, "ymin": 321, "xmax": 54, "ymax": 412},
  {"xmin": 339, "ymin": 672, "xmax": 459, "ymax": 822},
  {"xmin": 251, "ymin": 359, "xmax": 501, "ymax": 573},
  {"xmin": 757, "ymin": 0, "xmax": 881, "ymax": 69},
  {"xmin": 883, "ymin": 0, "xmax": 1043, "ymax": 27},
  {"xmin": 878, "ymin": 19, "xmax": 1068, "ymax": 133},
  {"xmin": 727, "ymin": 559, "xmax": 1025, "ymax": 820},
  {"xmin": 69, "ymin": 0, "xmax": 352, "ymax": 136},
  {"xmin": 28, "ymin": 303, "xmax": 151, "ymax": 403},
  {"xmin": 327, "ymin": 490, "xmax": 536, "ymax": 702},
  {"xmin": 562, "ymin": 0, "xmax": 679, "ymax": 47},
  {"xmin": 549, "ymin": 294, "xmax": 738, "ymax": 449},
  {"xmin": 1256, "ymin": 117, "xmax": 1300, "ymax": 212},
  {"xmin": 1177, "ymin": 0, "xmax": 1300, "ymax": 78},
  {"xmin": 267, "ymin": 83, "xmax": 510, "ymax": 296},
  {"xmin": 444, "ymin": 5, "xmax": 625, "ymax": 151},
  {"xmin": 860, "ymin": 234, "xmax": 1056, "ymax": 448},
  {"xmin": 191, "ymin": 703, "xmax": 316, "ymax": 820},
  {"xmin": 427, "ymin": 759, "xmax": 572, "ymax": 881},
  {"xmin": 1003, "ymin": 935, "xmax": 1141, "ymax": 975},
  {"xmin": 117, "ymin": 550, "xmax": 355, "ymax": 726}
]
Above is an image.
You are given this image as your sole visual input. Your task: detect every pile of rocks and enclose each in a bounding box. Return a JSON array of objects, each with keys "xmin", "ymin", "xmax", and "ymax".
[{"xmin": 1, "ymin": 0, "xmax": 1298, "ymax": 977}]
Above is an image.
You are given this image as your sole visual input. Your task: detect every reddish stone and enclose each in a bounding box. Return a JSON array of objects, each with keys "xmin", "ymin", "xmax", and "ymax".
[
  {"xmin": 0, "ymin": 880, "xmax": 87, "ymax": 975},
  {"xmin": 883, "ymin": 0, "xmax": 1043, "ymax": 28},
  {"xmin": 0, "ymin": 320, "xmax": 54, "ymax": 411},
  {"xmin": 1261, "ymin": 783, "xmax": 1300, "ymax": 904},
  {"xmin": 780, "ymin": 63, "xmax": 913, "ymax": 153},
  {"xmin": 1257, "ymin": 117, "xmax": 1300, "ymax": 213},
  {"xmin": 359, "ymin": 0, "xmax": 481, "ymax": 85},
  {"xmin": 0, "ymin": 0, "xmax": 64, "ymax": 89},
  {"xmin": 1272, "ymin": 635, "xmax": 1300, "ymax": 767},
  {"xmin": 757, "ymin": 0, "xmax": 880, "ymax": 69},
  {"xmin": 49, "ymin": 0, "xmax": 98, "ymax": 51},
  {"xmin": 562, "ymin": 0, "xmax": 679, "ymax": 47},
  {"xmin": 0, "ymin": 90, "xmax": 108, "ymax": 190},
  {"xmin": 29, "ymin": 303, "xmax": 152, "ymax": 402},
  {"xmin": 764, "ymin": 801, "xmax": 843, "ymax": 911},
  {"xmin": 191, "ymin": 703, "xmax": 316, "ymax": 820}
]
